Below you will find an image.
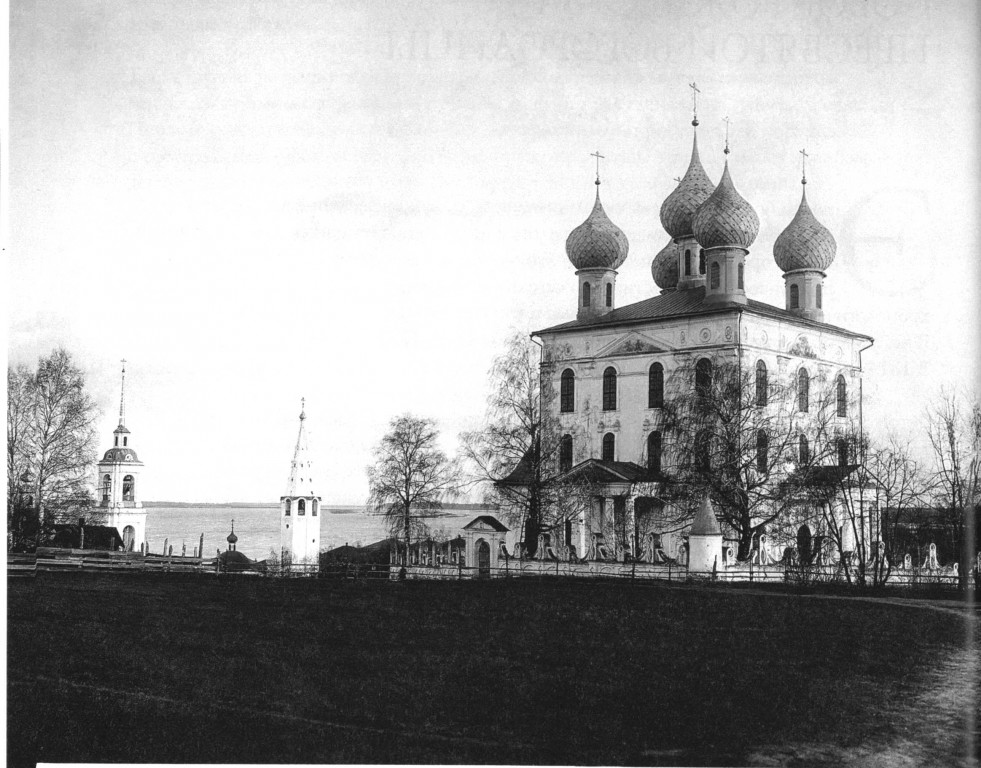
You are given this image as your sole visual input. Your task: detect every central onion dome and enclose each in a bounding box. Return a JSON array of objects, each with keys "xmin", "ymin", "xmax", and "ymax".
[
  {"xmin": 566, "ymin": 186, "xmax": 629, "ymax": 270},
  {"xmin": 773, "ymin": 186, "xmax": 837, "ymax": 272},
  {"xmin": 659, "ymin": 132, "xmax": 716, "ymax": 238},
  {"xmin": 692, "ymin": 161, "xmax": 760, "ymax": 249},
  {"xmin": 651, "ymin": 239, "xmax": 679, "ymax": 290}
]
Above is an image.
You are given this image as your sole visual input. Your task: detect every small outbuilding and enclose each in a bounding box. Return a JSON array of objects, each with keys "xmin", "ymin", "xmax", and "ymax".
[{"xmin": 462, "ymin": 516, "xmax": 510, "ymax": 577}]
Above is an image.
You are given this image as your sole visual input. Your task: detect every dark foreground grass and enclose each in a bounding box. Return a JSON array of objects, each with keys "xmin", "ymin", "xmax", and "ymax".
[{"xmin": 7, "ymin": 574, "xmax": 975, "ymax": 766}]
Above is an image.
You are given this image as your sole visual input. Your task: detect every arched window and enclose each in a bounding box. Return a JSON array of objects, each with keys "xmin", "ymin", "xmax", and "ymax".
[
  {"xmin": 647, "ymin": 431, "xmax": 662, "ymax": 473},
  {"xmin": 102, "ymin": 474, "xmax": 111, "ymax": 502},
  {"xmin": 284, "ymin": 499, "xmax": 291, "ymax": 516},
  {"xmin": 648, "ymin": 362, "xmax": 664, "ymax": 408},
  {"xmin": 602, "ymin": 367, "xmax": 617, "ymax": 411},
  {"xmin": 797, "ymin": 369, "xmax": 809, "ymax": 413},
  {"xmin": 695, "ymin": 358, "xmax": 712, "ymax": 401},
  {"xmin": 710, "ymin": 261, "xmax": 720, "ymax": 289},
  {"xmin": 695, "ymin": 430, "xmax": 711, "ymax": 472},
  {"xmin": 756, "ymin": 430, "xmax": 769, "ymax": 473},
  {"xmin": 837, "ymin": 438, "xmax": 849, "ymax": 467},
  {"xmin": 790, "ymin": 283, "xmax": 800, "ymax": 309},
  {"xmin": 582, "ymin": 282, "xmax": 591, "ymax": 307},
  {"xmin": 836, "ymin": 375, "xmax": 847, "ymax": 417},
  {"xmin": 602, "ymin": 433, "xmax": 615, "ymax": 462},
  {"xmin": 799, "ymin": 434, "xmax": 810, "ymax": 464},
  {"xmin": 684, "ymin": 249, "xmax": 692, "ymax": 276},
  {"xmin": 738, "ymin": 263, "xmax": 744, "ymax": 289},
  {"xmin": 560, "ymin": 369, "xmax": 575, "ymax": 413},
  {"xmin": 123, "ymin": 437, "xmax": 128, "ymax": 446},
  {"xmin": 755, "ymin": 360, "xmax": 768, "ymax": 406},
  {"xmin": 816, "ymin": 283, "xmax": 823, "ymax": 308},
  {"xmin": 312, "ymin": 499, "xmax": 318, "ymax": 516},
  {"xmin": 114, "ymin": 435, "xmax": 119, "ymax": 447},
  {"xmin": 559, "ymin": 434, "xmax": 573, "ymax": 473},
  {"xmin": 605, "ymin": 282, "xmax": 612, "ymax": 307},
  {"xmin": 698, "ymin": 249, "xmax": 706, "ymax": 275},
  {"xmin": 298, "ymin": 499, "xmax": 306, "ymax": 516},
  {"xmin": 122, "ymin": 475, "xmax": 134, "ymax": 501}
]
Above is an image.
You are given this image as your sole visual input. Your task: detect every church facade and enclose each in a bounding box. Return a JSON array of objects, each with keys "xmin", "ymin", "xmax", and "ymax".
[{"xmin": 531, "ymin": 114, "xmax": 873, "ymax": 565}]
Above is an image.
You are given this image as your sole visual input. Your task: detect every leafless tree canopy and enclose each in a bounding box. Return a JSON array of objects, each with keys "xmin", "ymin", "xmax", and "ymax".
[
  {"xmin": 366, "ymin": 414, "xmax": 459, "ymax": 552},
  {"xmin": 459, "ymin": 333, "xmax": 581, "ymax": 556},
  {"xmin": 7, "ymin": 349, "xmax": 99, "ymax": 549},
  {"xmin": 661, "ymin": 355, "xmax": 850, "ymax": 561},
  {"xmin": 925, "ymin": 388, "xmax": 980, "ymax": 581}
]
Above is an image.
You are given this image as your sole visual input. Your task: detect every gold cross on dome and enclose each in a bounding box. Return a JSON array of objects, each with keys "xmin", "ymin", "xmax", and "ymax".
[
  {"xmin": 799, "ymin": 147, "xmax": 809, "ymax": 184},
  {"xmin": 722, "ymin": 116, "xmax": 731, "ymax": 154},
  {"xmin": 590, "ymin": 150, "xmax": 605, "ymax": 183},
  {"xmin": 689, "ymin": 81, "xmax": 700, "ymax": 121}
]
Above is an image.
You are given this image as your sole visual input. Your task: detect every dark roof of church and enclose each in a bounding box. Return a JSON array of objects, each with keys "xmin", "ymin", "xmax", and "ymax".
[
  {"xmin": 558, "ymin": 459, "xmax": 668, "ymax": 485},
  {"xmin": 533, "ymin": 287, "xmax": 872, "ymax": 340},
  {"xmin": 497, "ymin": 455, "xmax": 668, "ymax": 487}
]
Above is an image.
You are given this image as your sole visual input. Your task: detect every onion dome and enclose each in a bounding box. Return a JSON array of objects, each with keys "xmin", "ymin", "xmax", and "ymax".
[
  {"xmin": 226, "ymin": 522, "xmax": 238, "ymax": 545},
  {"xmin": 659, "ymin": 132, "xmax": 715, "ymax": 238},
  {"xmin": 565, "ymin": 186, "xmax": 629, "ymax": 270},
  {"xmin": 692, "ymin": 161, "xmax": 760, "ymax": 249},
  {"xmin": 773, "ymin": 186, "xmax": 837, "ymax": 272},
  {"xmin": 651, "ymin": 239, "xmax": 679, "ymax": 290},
  {"xmin": 102, "ymin": 447, "xmax": 140, "ymax": 462}
]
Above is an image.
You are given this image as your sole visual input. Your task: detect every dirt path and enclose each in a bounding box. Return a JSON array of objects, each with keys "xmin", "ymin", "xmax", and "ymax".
[{"xmin": 738, "ymin": 589, "xmax": 979, "ymax": 767}]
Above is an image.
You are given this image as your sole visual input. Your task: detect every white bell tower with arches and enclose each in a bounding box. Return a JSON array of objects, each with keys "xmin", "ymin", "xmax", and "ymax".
[
  {"xmin": 96, "ymin": 360, "xmax": 146, "ymax": 551},
  {"xmin": 280, "ymin": 399, "xmax": 322, "ymax": 568}
]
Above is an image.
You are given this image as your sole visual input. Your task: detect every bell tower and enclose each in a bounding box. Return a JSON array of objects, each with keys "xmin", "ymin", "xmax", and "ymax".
[
  {"xmin": 280, "ymin": 399, "xmax": 322, "ymax": 569},
  {"xmin": 96, "ymin": 360, "xmax": 146, "ymax": 551}
]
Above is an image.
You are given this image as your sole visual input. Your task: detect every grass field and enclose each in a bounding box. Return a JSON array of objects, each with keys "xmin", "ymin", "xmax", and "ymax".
[{"xmin": 7, "ymin": 574, "xmax": 978, "ymax": 766}]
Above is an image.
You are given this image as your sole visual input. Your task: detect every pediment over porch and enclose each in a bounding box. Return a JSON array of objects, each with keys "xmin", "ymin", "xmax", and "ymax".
[{"xmin": 594, "ymin": 330, "xmax": 674, "ymax": 359}]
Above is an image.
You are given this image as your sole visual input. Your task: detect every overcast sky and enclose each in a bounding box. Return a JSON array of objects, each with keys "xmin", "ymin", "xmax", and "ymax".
[{"xmin": 9, "ymin": 0, "xmax": 979, "ymax": 503}]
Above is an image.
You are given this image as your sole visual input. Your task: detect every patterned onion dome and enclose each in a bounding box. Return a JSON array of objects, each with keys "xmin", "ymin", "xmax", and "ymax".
[
  {"xmin": 773, "ymin": 186, "xmax": 837, "ymax": 272},
  {"xmin": 102, "ymin": 447, "xmax": 140, "ymax": 462},
  {"xmin": 651, "ymin": 239, "xmax": 679, "ymax": 290},
  {"xmin": 566, "ymin": 187, "xmax": 629, "ymax": 270},
  {"xmin": 692, "ymin": 161, "xmax": 760, "ymax": 249},
  {"xmin": 659, "ymin": 132, "xmax": 716, "ymax": 238}
]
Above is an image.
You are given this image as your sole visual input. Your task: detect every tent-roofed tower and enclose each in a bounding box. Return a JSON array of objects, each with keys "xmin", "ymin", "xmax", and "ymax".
[
  {"xmin": 280, "ymin": 398, "xmax": 321, "ymax": 568},
  {"xmin": 96, "ymin": 360, "xmax": 146, "ymax": 551}
]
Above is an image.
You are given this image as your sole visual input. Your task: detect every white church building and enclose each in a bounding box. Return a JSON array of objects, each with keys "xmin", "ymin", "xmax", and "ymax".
[
  {"xmin": 95, "ymin": 362, "xmax": 147, "ymax": 551},
  {"xmin": 527, "ymin": 106, "xmax": 874, "ymax": 568},
  {"xmin": 280, "ymin": 399, "xmax": 322, "ymax": 568}
]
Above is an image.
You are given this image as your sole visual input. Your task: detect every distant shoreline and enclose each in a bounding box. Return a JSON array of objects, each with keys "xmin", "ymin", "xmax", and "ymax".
[
  {"xmin": 144, "ymin": 501, "xmax": 498, "ymax": 514},
  {"xmin": 145, "ymin": 501, "xmax": 363, "ymax": 511}
]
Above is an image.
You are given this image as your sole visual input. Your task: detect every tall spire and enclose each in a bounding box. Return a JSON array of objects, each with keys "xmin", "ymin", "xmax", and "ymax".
[
  {"xmin": 118, "ymin": 359, "xmax": 127, "ymax": 427},
  {"xmin": 284, "ymin": 398, "xmax": 314, "ymax": 498}
]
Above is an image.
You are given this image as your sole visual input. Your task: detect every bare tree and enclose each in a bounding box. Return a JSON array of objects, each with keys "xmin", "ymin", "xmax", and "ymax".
[
  {"xmin": 661, "ymin": 355, "xmax": 845, "ymax": 561},
  {"xmin": 366, "ymin": 414, "xmax": 459, "ymax": 564},
  {"xmin": 459, "ymin": 333, "xmax": 560, "ymax": 557},
  {"xmin": 7, "ymin": 350, "xmax": 99, "ymax": 550},
  {"xmin": 926, "ymin": 388, "xmax": 980, "ymax": 585}
]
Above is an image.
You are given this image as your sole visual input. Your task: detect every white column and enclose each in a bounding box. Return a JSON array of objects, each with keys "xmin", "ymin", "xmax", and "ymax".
[{"xmin": 626, "ymin": 497, "xmax": 636, "ymax": 559}]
